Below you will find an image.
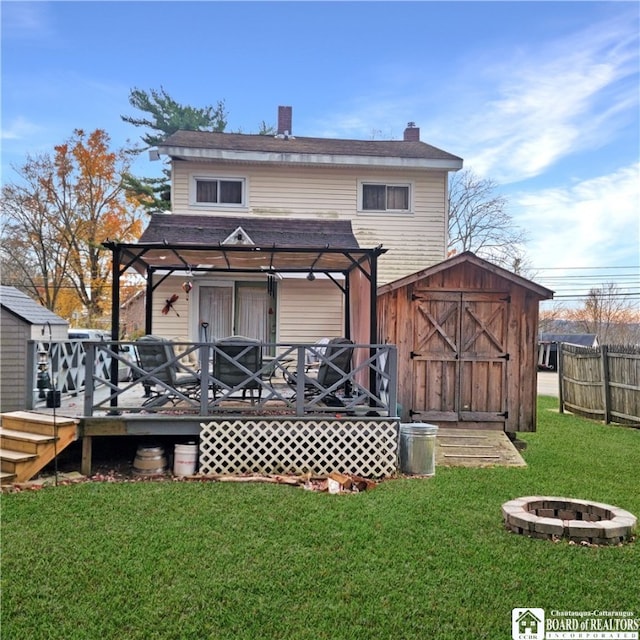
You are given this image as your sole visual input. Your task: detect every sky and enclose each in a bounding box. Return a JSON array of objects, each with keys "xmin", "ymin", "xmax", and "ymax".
[{"xmin": 1, "ymin": 0, "xmax": 639, "ymax": 311}]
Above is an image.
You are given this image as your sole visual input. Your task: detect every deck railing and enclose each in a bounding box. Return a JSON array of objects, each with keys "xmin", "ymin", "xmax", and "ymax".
[{"xmin": 29, "ymin": 340, "xmax": 398, "ymax": 418}]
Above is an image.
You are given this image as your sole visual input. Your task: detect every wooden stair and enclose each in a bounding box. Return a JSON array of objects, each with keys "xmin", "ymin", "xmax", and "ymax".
[{"xmin": 0, "ymin": 411, "xmax": 78, "ymax": 485}]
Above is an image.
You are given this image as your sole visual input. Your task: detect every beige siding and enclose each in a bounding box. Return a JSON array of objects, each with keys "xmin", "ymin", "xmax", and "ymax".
[
  {"xmin": 171, "ymin": 163, "xmax": 449, "ymax": 284},
  {"xmin": 150, "ymin": 275, "xmax": 344, "ymax": 345},
  {"xmin": 278, "ymin": 278, "xmax": 344, "ymax": 343},
  {"xmin": 149, "ymin": 277, "xmax": 192, "ymax": 340}
]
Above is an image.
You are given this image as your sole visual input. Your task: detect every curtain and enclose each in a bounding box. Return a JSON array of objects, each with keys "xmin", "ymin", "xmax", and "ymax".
[
  {"xmin": 236, "ymin": 285, "xmax": 268, "ymax": 341},
  {"xmin": 199, "ymin": 286, "xmax": 232, "ymax": 340},
  {"xmin": 196, "ymin": 181, "xmax": 218, "ymax": 203},
  {"xmin": 387, "ymin": 186, "xmax": 408, "ymax": 210}
]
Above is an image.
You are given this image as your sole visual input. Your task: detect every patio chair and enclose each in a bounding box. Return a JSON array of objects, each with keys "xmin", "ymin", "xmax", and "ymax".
[
  {"xmin": 285, "ymin": 337, "xmax": 354, "ymax": 407},
  {"xmin": 134, "ymin": 335, "xmax": 201, "ymax": 407},
  {"xmin": 212, "ymin": 336, "xmax": 263, "ymax": 403},
  {"xmin": 304, "ymin": 337, "xmax": 331, "ymax": 372}
]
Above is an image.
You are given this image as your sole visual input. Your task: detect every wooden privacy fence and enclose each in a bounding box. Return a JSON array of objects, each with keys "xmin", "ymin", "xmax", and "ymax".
[{"xmin": 559, "ymin": 343, "xmax": 640, "ymax": 426}]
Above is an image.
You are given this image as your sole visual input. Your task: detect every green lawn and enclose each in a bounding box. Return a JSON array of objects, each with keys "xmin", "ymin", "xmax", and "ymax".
[{"xmin": 2, "ymin": 397, "xmax": 638, "ymax": 640}]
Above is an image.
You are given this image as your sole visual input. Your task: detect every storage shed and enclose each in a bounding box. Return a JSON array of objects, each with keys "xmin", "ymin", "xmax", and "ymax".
[
  {"xmin": 377, "ymin": 252, "xmax": 553, "ymax": 432},
  {"xmin": 0, "ymin": 286, "xmax": 68, "ymax": 412}
]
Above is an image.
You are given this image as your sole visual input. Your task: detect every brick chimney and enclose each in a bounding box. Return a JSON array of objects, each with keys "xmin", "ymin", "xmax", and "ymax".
[
  {"xmin": 403, "ymin": 122, "xmax": 420, "ymax": 142},
  {"xmin": 277, "ymin": 106, "xmax": 293, "ymax": 136}
]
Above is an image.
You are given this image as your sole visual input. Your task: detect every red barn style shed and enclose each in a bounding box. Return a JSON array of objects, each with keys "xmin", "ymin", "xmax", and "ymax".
[{"xmin": 377, "ymin": 252, "xmax": 553, "ymax": 432}]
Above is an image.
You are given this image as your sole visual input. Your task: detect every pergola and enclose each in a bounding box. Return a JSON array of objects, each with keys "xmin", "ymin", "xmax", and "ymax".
[{"xmin": 103, "ymin": 240, "xmax": 387, "ymax": 345}]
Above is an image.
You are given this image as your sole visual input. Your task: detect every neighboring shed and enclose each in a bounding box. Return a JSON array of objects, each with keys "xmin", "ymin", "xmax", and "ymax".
[
  {"xmin": 377, "ymin": 252, "xmax": 554, "ymax": 432},
  {"xmin": 0, "ymin": 287, "xmax": 68, "ymax": 412},
  {"xmin": 538, "ymin": 333, "xmax": 598, "ymax": 370}
]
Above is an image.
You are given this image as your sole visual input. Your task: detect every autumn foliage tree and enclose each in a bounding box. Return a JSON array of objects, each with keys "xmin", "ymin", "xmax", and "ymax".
[{"xmin": 1, "ymin": 129, "xmax": 144, "ymax": 324}]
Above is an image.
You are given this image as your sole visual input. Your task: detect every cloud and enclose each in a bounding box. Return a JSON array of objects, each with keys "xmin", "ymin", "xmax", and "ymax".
[
  {"xmin": 1, "ymin": 3, "xmax": 53, "ymax": 41},
  {"xmin": 513, "ymin": 163, "xmax": 640, "ymax": 271},
  {"xmin": 0, "ymin": 116, "xmax": 42, "ymax": 141},
  {"xmin": 451, "ymin": 14, "xmax": 639, "ymax": 183}
]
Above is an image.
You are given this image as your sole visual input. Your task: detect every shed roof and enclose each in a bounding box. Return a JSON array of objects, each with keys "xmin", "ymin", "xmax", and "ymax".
[
  {"xmin": 0, "ymin": 286, "xmax": 68, "ymax": 326},
  {"xmin": 539, "ymin": 333, "xmax": 598, "ymax": 347},
  {"xmin": 377, "ymin": 251, "xmax": 554, "ymax": 299},
  {"xmin": 158, "ymin": 130, "xmax": 463, "ymax": 170}
]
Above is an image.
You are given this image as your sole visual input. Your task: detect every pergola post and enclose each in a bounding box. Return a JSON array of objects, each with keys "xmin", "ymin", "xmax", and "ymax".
[
  {"xmin": 145, "ymin": 267, "xmax": 154, "ymax": 335},
  {"xmin": 109, "ymin": 244, "xmax": 121, "ymax": 413}
]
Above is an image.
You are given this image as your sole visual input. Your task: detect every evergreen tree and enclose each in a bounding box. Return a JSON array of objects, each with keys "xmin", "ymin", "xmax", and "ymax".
[{"xmin": 121, "ymin": 87, "xmax": 228, "ymax": 212}]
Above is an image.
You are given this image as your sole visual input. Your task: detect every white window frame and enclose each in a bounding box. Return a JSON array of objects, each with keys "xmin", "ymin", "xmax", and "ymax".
[
  {"xmin": 190, "ymin": 175, "xmax": 247, "ymax": 208},
  {"xmin": 358, "ymin": 180, "xmax": 413, "ymax": 214}
]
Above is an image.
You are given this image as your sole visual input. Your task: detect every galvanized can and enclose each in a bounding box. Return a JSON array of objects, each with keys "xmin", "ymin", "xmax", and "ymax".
[{"xmin": 399, "ymin": 423, "xmax": 439, "ymax": 476}]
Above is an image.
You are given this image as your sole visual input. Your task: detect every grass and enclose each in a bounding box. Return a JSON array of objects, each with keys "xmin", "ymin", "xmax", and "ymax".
[{"xmin": 2, "ymin": 397, "xmax": 639, "ymax": 640}]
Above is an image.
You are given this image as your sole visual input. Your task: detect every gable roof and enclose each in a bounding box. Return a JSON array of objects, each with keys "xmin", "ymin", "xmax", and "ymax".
[
  {"xmin": 158, "ymin": 130, "xmax": 463, "ymax": 170},
  {"xmin": 0, "ymin": 286, "xmax": 68, "ymax": 326},
  {"xmin": 138, "ymin": 214, "xmax": 361, "ymax": 249},
  {"xmin": 377, "ymin": 251, "xmax": 554, "ymax": 299}
]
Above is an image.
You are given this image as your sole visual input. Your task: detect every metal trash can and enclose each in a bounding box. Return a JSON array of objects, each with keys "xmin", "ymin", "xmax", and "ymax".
[{"xmin": 399, "ymin": 422, "xmax": 439, "ymax": 476}]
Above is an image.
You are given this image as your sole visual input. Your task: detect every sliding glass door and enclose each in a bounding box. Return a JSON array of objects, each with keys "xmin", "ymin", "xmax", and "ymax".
[{"xmin": 198, "ymin": 281, "xmax": 276, "ymax": 345}]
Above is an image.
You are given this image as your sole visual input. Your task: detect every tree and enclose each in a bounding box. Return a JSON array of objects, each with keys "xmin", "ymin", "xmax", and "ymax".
[
  {"xmin": 1, "ymin": 155, "xmax": 71, "ymax": 311},
  {"xmin": 566, "ymin": 283, "xmax": 640, "ymax": 344},
  {"xmin": 1, "ymin": 129, "xmax": 144, "ymax": 324},
  {"xmin": 121, "ymin": 86, "xmax": 228, "ymax": 212},
  {"xmin": 448, "ymin": 169, "xmax": 529, "ymax": 272},
  {"xmin": 121, "ymin": 86, "xmax": 228, "ymax": 148}
]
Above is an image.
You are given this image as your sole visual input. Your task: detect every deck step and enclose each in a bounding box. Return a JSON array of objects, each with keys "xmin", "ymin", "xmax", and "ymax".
[
  {"xmin": 0, "ymin": 411, "xmax": 77, "ymax": 436},
  {"xmin": 0, "ymin": 427, "xmax": 56, "ymax": 454},
  {"xmin": 0, "ymin": 448, "xmax": 38, "ymax": 462},
  {"xmin": 0, "ymin": 470, "xmax": 16, "ymax": 484},
  {"xmin": 0, "ymin": 412, "xmax": 79, "ymax": 484},
  {"xmin": 1, "ymin": 448, "xmax": 38, "ymax": 474}
]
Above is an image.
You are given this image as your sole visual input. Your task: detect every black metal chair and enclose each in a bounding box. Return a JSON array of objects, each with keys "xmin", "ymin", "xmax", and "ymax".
[
  {"xmin": 212, "ymin": 336, "xmax": 263, "ymax": 403},
  {"xmin": 134, "ymin": 335, "xmax": 201, "ymax": 407},
  {"xmin": 285, "ymin": 337, "xmax": 354, "ymax": 407}
]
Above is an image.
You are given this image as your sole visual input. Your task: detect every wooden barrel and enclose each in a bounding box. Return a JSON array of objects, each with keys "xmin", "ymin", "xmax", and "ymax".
[{"xmin": 132, "ymin": 445, "xmax": 167, "ymax": 475}]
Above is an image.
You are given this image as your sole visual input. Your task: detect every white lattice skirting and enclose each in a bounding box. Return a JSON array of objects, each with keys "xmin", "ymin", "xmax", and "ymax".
[{"xmin": 200, "ymin": 418, "xmax": 399, "ymax": 479}]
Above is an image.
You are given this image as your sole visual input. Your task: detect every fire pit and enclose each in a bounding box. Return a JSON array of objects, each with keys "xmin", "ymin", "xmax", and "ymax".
[{"xmin": 502, "ymin": 496, "xmax": 637, "ymax": 545}]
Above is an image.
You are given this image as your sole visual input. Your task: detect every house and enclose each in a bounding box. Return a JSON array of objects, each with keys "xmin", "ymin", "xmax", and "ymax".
[
  {"xmin": 377, "ymin": 252, "xmax": 554, "ymax": 431},
  {"xmin": 113, "ymin": 106, "xmax": 463, "ymax": 344},
  {"xmin": 515, "ymin": 609, "xmax": 543, "ymax": 637},
  {"xmin": 0, "ymin": 286, "xmax": 68, "ymax": 412},
  {"xmin": 538, "ymin": 332, "xmax": 598, "ymax": 370}
]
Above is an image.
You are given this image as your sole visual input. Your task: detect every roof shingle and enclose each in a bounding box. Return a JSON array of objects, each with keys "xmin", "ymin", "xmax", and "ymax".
[
  {"xmin": 138, "ymin": 214, "xmax": 361, "ymax": 249},
  {"xmin": 159, "ymin": 130, "xmax": 462, "ymax": 163}
]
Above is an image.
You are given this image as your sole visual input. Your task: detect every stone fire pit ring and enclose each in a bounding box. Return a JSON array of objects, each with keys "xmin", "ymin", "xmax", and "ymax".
[{"xmin": 502, "ymin": 496, "xmax": 637, "ymax": 545}]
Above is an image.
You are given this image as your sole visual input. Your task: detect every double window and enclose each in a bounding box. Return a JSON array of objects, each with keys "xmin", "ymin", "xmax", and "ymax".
[
  {"xmin": 193, "ymin": 177, "xmax": 245, "ymax": 206},
  {"xmin": 361, "ymin": 182, "xmax": 411, "ymax": 212}
]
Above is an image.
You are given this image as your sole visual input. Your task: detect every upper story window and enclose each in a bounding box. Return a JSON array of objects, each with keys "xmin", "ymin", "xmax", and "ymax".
[
  {"xmin": 192, "ymin": 176, "xmax": 245, "ymax": 207},
  {"xmin": 361, "ymin": 182, "xmax": 411, "ymax": 212}
]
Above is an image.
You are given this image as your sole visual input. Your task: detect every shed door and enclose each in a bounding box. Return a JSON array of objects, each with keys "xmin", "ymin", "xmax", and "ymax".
[{"xmin": 411, "ymin": 291, "xmax": 509, "ymax": 425}]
